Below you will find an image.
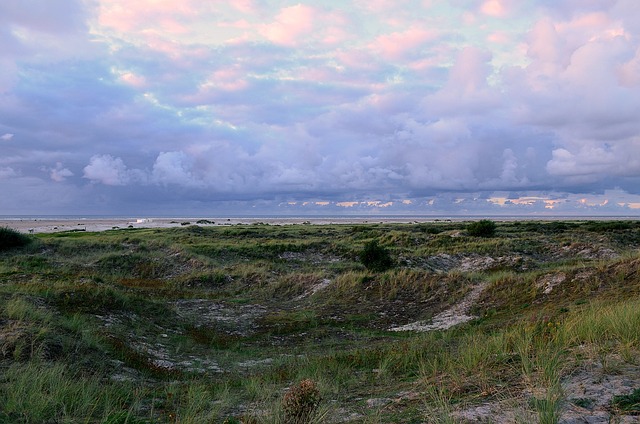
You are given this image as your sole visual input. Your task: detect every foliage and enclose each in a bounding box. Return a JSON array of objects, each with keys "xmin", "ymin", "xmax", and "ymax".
[
  {"xmin": 358, "ymin": 239, "xmax": 394, "ymax": 271},
  {"xmin": 611, "ymin": 387, "xmax": 640, "ymax": 414},
  {"xmin": 1, "ymin": 220, "xmax": 640, "ymax": 422},
  {"xmin": 282, "ymin": 379, "xmax": 321, "ymax": 423},
  {"xmin": 466, "ymin": 219, "xmax": 497, "ymax": 237},
  {"xmin": 0, "ymin": 227, "xmax": 32, "ymax": 251},
  {"xmin": 584, "ymin": 220, "xmax": 639, "ymax": 232}
]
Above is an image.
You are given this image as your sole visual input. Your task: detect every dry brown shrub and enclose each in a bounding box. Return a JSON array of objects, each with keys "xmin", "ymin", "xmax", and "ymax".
[{"xmin": 282, "ymin": 379, "xmax": 321, "ymax": 423}]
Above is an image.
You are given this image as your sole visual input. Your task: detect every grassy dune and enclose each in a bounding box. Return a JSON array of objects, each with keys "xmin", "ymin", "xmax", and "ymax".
[{"xmin": 1, "ymin": 221, "xmax": 640, "ymax": 423}]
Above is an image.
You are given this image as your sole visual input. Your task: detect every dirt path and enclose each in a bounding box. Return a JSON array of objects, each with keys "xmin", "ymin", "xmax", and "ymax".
[{"xmin": 390, "ymin": 281, "xmax": 488, "ymax": 332}]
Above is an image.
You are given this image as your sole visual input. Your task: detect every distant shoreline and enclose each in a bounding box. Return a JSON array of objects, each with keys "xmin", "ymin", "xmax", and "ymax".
[{"xmin": 2, "ymin": 215, "xmax": 639, "ymax": 234}]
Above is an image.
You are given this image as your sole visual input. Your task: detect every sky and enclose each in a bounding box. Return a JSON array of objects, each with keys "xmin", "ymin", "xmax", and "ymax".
[{"xmin": 1, "ymin": 0, "xmax": 640, "ymax": 216}]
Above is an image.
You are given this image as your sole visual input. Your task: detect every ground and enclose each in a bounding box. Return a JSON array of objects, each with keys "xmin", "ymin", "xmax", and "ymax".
[{"xmin": 1, "ymin": 219, "xmax": 640, "ymax": 423}]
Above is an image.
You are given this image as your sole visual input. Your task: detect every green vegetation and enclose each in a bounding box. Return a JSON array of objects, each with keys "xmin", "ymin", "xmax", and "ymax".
[
  {"xmin": 0, "ymin": 227, "xmax": 32, "ymax": 251},
  {"xmin": 466, "ymin": 219, "xmax": 497, "ymax": 237},
  {"xmin": 612, "ymin": 387, "xmax": 640, "ymax": 414},
  {"xmin": 359, "ymin": 239, "xmax": 394, "ymax": 271},
  {"xmin": 1, "ymin": 220, "xmax": 640, "ymax": 422}
]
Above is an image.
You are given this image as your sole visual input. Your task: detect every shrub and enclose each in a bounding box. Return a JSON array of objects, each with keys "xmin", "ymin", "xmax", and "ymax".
[
  {"xmin": 467, "ymin": 220, "xmax": 496, "ymax": 237},
  {"xmin": 282, "ymin": 379, "xmax": 321, "ymax": 424},
  {"xmin": 0, "ymin": 227, "xmax": 32, "ymax": 251},
  {"xmin": 359, "ymin": 240, "xmax": 394, "ymax": 272},
  {"xmin": 611, "ymin": 387, "xmax": 640, "ymax": 414}
]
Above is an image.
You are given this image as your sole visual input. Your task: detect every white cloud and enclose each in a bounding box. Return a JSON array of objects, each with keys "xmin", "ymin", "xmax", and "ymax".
[
  {"xmin": 0, "ymin": 0, "xmax": 638, "ymax": 214},
  {"xmin": 49, "ymin": 162, "xmax": 74, "ymax": 182},
  {"xmin": 83, "ymin": 154, "xmax": 140, "ymax": 186},
  {"xmin": 0, "ymin": 167, "xmax": 18, "ymax": 179},
  {"xmin": 151, "ymin": 151, "xmax": 197, "ymax": 186}
]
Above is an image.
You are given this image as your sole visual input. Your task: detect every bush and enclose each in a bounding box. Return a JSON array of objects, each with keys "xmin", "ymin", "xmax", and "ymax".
[
  {"xmin": 0, "ymin": 227, "xmax": 32, "ymax": 251},
  {"xmin": 282, "ymin": 379, "xmax": 321, "ymax": 424},
  {"xmin": 467, "ymin": 220, "xmax": 496, "ymax": 237},
  {"xmin": 359, "ymin": 240, "xmax": 394, "ymax": 272},
  {"xmin": 612, "ymin": 387, "xmax": 640, "ymax": 414}
]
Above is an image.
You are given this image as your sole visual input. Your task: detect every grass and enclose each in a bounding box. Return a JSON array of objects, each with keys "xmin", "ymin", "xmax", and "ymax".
[
  {"xmin": 611, "ymin": 387, "xmax": 640, "ymax": 414},
  {"xmin": 0, "ymin": 227, "xmax": 32, "ymax": 251},
  {"xmin": 0, "ymin": 220, "xmax": 639, "ymax": 422},
  {"xmin": 0, "ymin": 362, "xmax": 140, "ymax": 423}
]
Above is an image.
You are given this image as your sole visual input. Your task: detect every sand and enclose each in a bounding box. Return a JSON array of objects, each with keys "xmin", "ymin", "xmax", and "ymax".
[{"xmin": 0, "ymin": 216, "xmax": 441, "ymax": 234}]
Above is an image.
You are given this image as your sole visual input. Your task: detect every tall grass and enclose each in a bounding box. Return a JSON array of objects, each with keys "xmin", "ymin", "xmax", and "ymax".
[
  {"xmin": 1, "ymin": 222, "xmax": 639, "ymax": 422},
  {"xmin": 0, "ymin": 227, "xmax": 32, "ymax": 251},
  {"xmin": 4, "ymin": 297, "xmax": 52, "ymax": 323},
  {"xmin": 0, "ymin": 363, "xmax": 140, "ymax": 423}
]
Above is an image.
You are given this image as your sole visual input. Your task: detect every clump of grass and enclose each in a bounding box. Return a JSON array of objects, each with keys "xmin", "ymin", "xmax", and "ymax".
[
  {"xmin": 4, "ymin": 297, "xmax": 52, "ymax": 323},
  {"xmin": 0, "ymin": 227, "xmax": 32, "ymax": 251},
  {"xmin": 282, "ymin": 379, "xmax": 322, "ymax": 423},
  {"xmin": 359, "ymin": 239, "xmax": 394, "ymax": 272},
  {"xmin": 611, "ymin": 387, "xmax": 640, "ymax": 415},
  {"xmin": 467, "ymin": 220, "xmax": 496, "ymax": 237},
  {"xmin": 0, "ymin": 362, "xmax": 141, "ymax": 423},
  {"xmin": 182, "ymin": 271, "xmax": 231, "ymax": 288},
  {"xmin": 52, "ymin": 286, "xmax": 131, "ymax": 314},
  {"xmin": 96, "ymin": 253, "xmax": 169, "ymax": 279},
  {"xmin": 258, "ymin": 310, "xmax": 318, "ymax": 335},
  {"xmin": 263, "ymin": 272, "xmax": 325, "ymax": 299},
  {"xmin": 561, "ymin": 299, "xmax": 640, "ymax": 348}
]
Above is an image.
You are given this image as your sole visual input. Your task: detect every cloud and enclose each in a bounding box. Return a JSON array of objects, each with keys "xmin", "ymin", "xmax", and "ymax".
[
  {"xmin": 229, "ymin": 0, "xmax": 258, "ymax": 14},
  {"xmin": 259, "ymin": 4, "xmax": 316, "ymax": 46},
  {"xmin": 49, "ymin": 162, "xmax": 74, "ymax": 182},
  {"xmin": 0, "ymin": 167, "xmax": 18, "ymax": 180},
  {"xmin": 480, "ymin": 0, "xmax": 509, "ymax": 17},
  {"xmin": 0, "ymin": 0, "xmax": 86, "ymax": 34},
  {"xmin": 83, "ymin": 155, "xmax": 143, "ymax": 186},
  {"xmin": 151, "ymin": 151, "xmax": 197, "ymax": 187},
  {"xmin": 371, "ymin": 27, "xmax": 439, "ymax": 60},
  {"xmin": 0, "ymin": 0, "xmax": 638, "ymax": 214},
  {"xmin": 96, "ymin": 0, "xmax": 200, "ymax": 33}
]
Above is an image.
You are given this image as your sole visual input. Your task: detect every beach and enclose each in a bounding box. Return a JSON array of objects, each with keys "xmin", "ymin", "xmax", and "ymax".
[
  {"xmin": 0, "ymin": 216, "xmax": 446, "ymax": 234},
  {"xmin": 3, "ymin": 215, "xmax": 633, "ymax": 235}
]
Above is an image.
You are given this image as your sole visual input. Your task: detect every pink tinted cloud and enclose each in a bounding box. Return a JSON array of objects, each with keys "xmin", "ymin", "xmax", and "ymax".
[
  {"xmin": 371, "ymin": 27, "xmax": 438, "ymax": 60},
  {"xmin": 355, "ymin": 0, "xmax": 410, "ymax": 13},
  {"xmin": 317, "ymin": 11, "xmax": 351, "ymax": 46},
  {"xmin": 423, "ymin": 47, "xmax": 496, "ymax": 116},
  {"xmin": 229, "ymin": 0, "xmax": 257, "ymax": 14},
  {"xmin": 322, "ymin": 26, "xmax": 351, "ymax": 45},
  {"xmin": 98, "ymin": 0, "xmax": 199, "ymax": 33},
  {"xmin": 219, "ymin": 19, "xmax": 252, "ymax": 30},
  {"xmin": 527, "ymin": 18, "xmax": 566, "ymax": 75},
  {"xmin": 206, "ymin": 67, "xmax": 249, "ymax": 91},
  {"xmin": 617, "ymin": 47, "xmax": 640, "ymax": 86},
  {"xmin": 480, "ymin": 0, "xmax": 508, "ymax": 17},
  {"xmin": 260, "ymin": 4, "xmax": 316, "ymax": 46},
  {"xmin": 556, "ymin": 11, "xmax": 611, "ymax": 33},
  {"xmin": 526, "ymin": 10, "xmax": 630, "ymax": 84},
  {"xmin": 334, "ymin": 49, "xmax": 382, "ymax": 77},
  {"xmin": 446, "ymin": 47, "xmax": 492, "ymax": 94},
  {"xmin": 487, "ymin": 31, "xmax": 511, "ymax": 44},
  {"xmin": 480, "ymin": 0, "xmax": 523, "ymax": 18},
  {"xmin": 49, "ymin": 162, "xmax": 74, "ymax": 182},
  {"xmin": 119, "ymin": 72, "xmax": 147, "ymax": 88}
]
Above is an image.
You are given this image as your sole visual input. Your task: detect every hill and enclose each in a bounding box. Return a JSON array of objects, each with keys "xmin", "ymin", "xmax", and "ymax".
[{"xmin": 1, "ymin": 220, "xmax": 640, "ymax": 423}]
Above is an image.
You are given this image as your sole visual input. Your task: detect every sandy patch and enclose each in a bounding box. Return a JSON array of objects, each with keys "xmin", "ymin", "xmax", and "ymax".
[
  {"xmin": 390, "ymin": 281, "xmax": 488, "ymax": 332},
  {"xmin": 1, "ymin": 217, "xmax": 446, "ymax": 234}
]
